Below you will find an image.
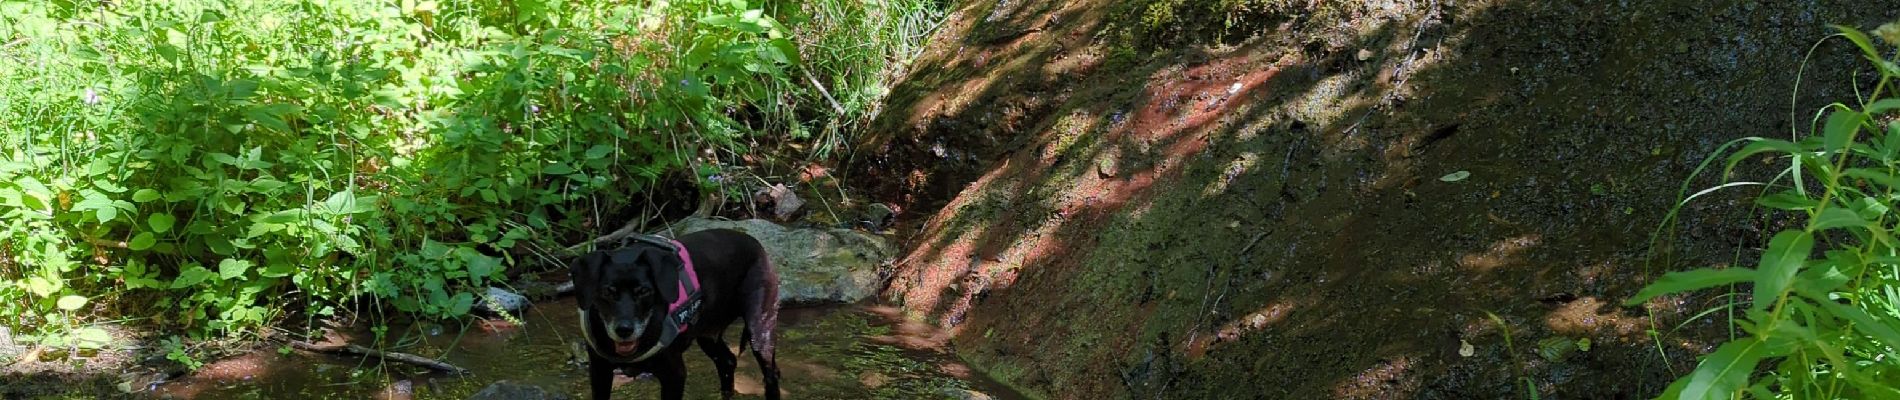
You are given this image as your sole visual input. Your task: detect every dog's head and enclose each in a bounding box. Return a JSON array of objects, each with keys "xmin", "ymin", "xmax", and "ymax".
[{"xmin": 571, "ymin": 244, "xmax": 675, "ymax": 357}]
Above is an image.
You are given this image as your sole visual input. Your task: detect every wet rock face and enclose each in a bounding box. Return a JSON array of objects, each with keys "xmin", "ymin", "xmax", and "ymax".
[
  {"xmin": 665, "ymin": 217, "xmax": 896, "ymax": 304},
  {"xmin": 466, "ymin": 380, "xmax": 572, "ymax": 400}
]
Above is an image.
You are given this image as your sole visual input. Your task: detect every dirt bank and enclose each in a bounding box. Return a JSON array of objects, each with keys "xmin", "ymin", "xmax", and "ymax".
[{"xmin": 852, "ymin": 0, "xmax": 1896, "ymax": 398}]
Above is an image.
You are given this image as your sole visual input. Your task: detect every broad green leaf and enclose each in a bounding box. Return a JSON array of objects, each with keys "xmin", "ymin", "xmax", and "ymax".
[
  {"xmin": 1833, "ymin": 25, "xmax": 1885, "ymax": 64},
  {"xmin": 243, "ymin": 104, "xmax": 299, "ymax": 133},
  {"xmin": 219, "ymin": 258, "xmax": 252, "ymax": 280},
  {"xmin": 73, "ymin": 193, "xmax": 116, "ymax": 223},
  {"xmin": 261, "ymin": 262, "xmax": 295, "ymax": 278},
  {"xmin": 128, "ymin": 232, "xmax": 156, "ymax": 251},
  {"xmin": 1810, "ymin": 207, "xmax": 1871, "ymax": 231},
  {"xmin": 1677, "ymin": 338, "xmax": 1766, "ymax": 400},
  {"xmin": 209, "ymin": 153, "xmax": 241, "ymax": 167},
  {"xmin": 16, "ymin": 176, "xmax": 51, "ymax": 211},
  {"xmin": 131, "ymin": 189, "xmax": 161, "ymax": 202},
  {"xmin": 1754, "ymin": 190, "xmax": 1817, "ymax": 211},
  {"xmin": 1798, "ymin": 286, "xmax": 1900, "ymax": 349},
  {"xmin": 171, "ymin": 265, "xmax": 214, "ymax": 288},
  {"xmin": 56, "ymin": 295, "xmax": 87, "ymax": 311},
  {"xmin": 1869, "ymin": 98, "xmax": 1900, "ymax": 115},
  {"xmin": 1844, "ymin": 168, "xmax": 1900, "ymax": 191},
  {"xmin": 464, "ymin": 252, "xmax": 502, "ymax": 284},
  {"xmin": 94, "ymin": 179, "xmax": 127, "ymax": 193},
  {"xmin": 420, "ymin": 239, "xmax": 451, "ymax": 259},
  {"xmin": 1439, "ymin": 171, "xmax": 1470, "ymax": 182},
  {"xmin": 249, "ymin": 177, "xmax": 286, "ymax": 193},
  {"xmin": 1625, "ymin": 268, "xmax": 1758, "ymax": 306},
  {"xmin": 447, "ymin": 292, "xmax": 474, "ymax": 316},
  {"xmin": 72, "ymin": 327, "xmax": 110, "ymax": 349},
  {"xmin": 1823, "ymin": 109, "xmax": 1865, "ymax": 153},
  {"xmin": 585, "ymin": 144, "xmax": 614, "ymax": 160},
  {"xmin": 148, "ymin": 213, "xmax": 176, "ymax": 233},
  {"xmin": 543, "ymin": 162, "xmax": 576, "ymax": 175},
  {"xmin": 257, "ymin": 209, "xmax": 305, "ymax": 224},
  {"xmin": 1753, "ymin": 230, "xmax": 1812, "ymax": 315}
]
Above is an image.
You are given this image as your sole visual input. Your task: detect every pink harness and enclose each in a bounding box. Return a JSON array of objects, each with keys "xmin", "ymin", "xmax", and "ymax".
[{"xmin": 665, "ymin": 239, "xmax": 700, "ymax": 332}]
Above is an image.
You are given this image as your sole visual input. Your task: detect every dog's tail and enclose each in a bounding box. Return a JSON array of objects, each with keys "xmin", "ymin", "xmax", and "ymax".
[{"xmin": 742, "ymin": 247, "xmax": 780, "ymax": 363}]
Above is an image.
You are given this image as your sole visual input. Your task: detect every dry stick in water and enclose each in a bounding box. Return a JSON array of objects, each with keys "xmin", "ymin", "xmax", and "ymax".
[{"xmin": 288, "ymin": 340, "xmax": 471, "ymax": 375}]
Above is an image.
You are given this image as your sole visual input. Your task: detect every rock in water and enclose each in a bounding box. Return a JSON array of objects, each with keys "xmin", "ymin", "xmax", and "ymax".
[
  {"xmin": 940, "ymin": 388, "xmax": 995, "ymax": 400},
  {"xmin": 475, "ymin": 287, "xmax": 529, "ymax": 315},
  {"xmin": 665, "ymin": 217, "xmax": 894, "ymax": 304},
  {"xmin": 859, "ymin": 203, "xmax": 896, "ymax": 232},
  {"xmin": 755, "ymin": 183, "xmax": 805, "ymax": 221},
  {"xmin": 467, "ymin": 381, "xmax": 572, "ymax": 400}
]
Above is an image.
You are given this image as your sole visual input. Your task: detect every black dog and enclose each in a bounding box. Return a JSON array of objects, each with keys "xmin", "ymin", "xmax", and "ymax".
[{"xmin": 571, "ymin": 229, "xmax": 781, "ymax": 400}]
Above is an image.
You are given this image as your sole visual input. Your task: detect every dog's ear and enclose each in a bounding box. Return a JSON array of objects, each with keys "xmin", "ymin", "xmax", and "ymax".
[
  {"xmin": 570, "ymin": 252, "xmax": 605, "ymax": 308},
  {"xmin": 642, "ymin": 245, "xmax": 683, "ymax": 302}
]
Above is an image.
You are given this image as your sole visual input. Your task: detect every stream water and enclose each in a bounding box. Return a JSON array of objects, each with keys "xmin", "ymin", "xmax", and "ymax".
[{"xmin": 150, "ymin": 298, "xmax": 1025, "ymax": 399}]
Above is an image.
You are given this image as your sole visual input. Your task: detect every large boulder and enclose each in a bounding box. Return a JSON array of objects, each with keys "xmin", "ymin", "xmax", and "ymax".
[
  {"xmin": 467, "ymin": 380, "xmax": 571, "ymax": 400},
  {"xmin": 663, "ymin": 217, "xmax": 893, "ymax": 304}
]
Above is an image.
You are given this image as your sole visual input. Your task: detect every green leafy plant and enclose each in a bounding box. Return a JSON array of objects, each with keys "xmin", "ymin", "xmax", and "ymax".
[
  {"xmin": 1632, "ymin": 24, "xmax": 1900, "ymax": 399},
  {"xmin": 0, "ymin": 0, "xmax": 941, "ymax": 345}
]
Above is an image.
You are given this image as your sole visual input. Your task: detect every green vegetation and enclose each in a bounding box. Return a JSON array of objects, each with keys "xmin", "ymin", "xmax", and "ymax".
[
  {"xmin": 1634, "ymin": 24, "xmax": 1900, "ymax": 399},
  {"xmin": 0, "ymin": 0, "xmax": 942, "ymax": 353}
]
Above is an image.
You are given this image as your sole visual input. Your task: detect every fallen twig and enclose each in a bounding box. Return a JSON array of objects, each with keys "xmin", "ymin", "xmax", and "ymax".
[
  {"xmin": 288, "ymin": 340, "xmax": 470, "ymax": 375},
  {"xmin": 1238, "ymin": 231, "xmax": 1270, "ymax": 254},
  {"xmin": 557, "ymin": 205, "xmax": 658, "ymax": 257}
]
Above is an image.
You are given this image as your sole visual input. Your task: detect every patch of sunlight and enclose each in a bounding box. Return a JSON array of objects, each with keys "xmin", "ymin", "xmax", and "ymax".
[
  {"xmin": 1332, "ymin": 355, "xmax": 1417, "ymax": 399},
  {"xmin": 1201, "ymin": 151, "xmax": 1260, "ymax": 196},
  {"xmin": 1455, "ymin": 233, "xmax": 1541, "ymax": 272},
  {"xmin": 1542, "ymin": 296, "xmax": 1646, "ymax": 337}
]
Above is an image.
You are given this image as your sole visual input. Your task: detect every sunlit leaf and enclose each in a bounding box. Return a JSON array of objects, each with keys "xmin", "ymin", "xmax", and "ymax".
[
  {"xmin": 218, "ymin": 258, "xmax": 252, "ymax": 280},
  {"xmin": 131, "ymin": 189, "xmax": 161, "ymax": 202},
  {"xmin": 73, "ymin": 328, "xmax": 111, "ymax": 349},
  {"xmin": 56, "ymin": 295, "xmax": 88, "ymax": 311}
]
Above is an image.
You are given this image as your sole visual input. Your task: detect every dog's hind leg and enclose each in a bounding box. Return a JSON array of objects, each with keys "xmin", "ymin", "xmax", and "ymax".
[
  {"xmin": 697, "ymin": 335, "xmax": 739, "ymax": 399},
  {"xmin": 742, "ymin": 256, "xmax": 782, "ymax": 400}
]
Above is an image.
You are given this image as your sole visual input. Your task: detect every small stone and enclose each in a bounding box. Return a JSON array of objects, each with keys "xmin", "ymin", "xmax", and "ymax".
[
  {"xmin": 939, "ymin": 388, "xmax": 995, "ymax": 400},
  {"xmin": 860, "ymin": 203, "xmax": 896, "ymax": 232},
  {"xmin": 1249, "ymin": 313, "xmax": 1269, "ymax": 329},
  {"xmin": 476, "ymin": 287, "xmax": 530, "ymax": 316},
  {"xmin": 755, "ymin": 183, "xmax": 806, "ymax": 221},
  {"xmin": 860, "ymin": 371, "xmax": 890, "ymax": 389},
  {"xmin": 1458, "ymin": 340, "xmax": 1475, "ymax": 357},
  {"xmin": 1357, "ymin": 48, "xmax": 1374, "ymax": 61}
]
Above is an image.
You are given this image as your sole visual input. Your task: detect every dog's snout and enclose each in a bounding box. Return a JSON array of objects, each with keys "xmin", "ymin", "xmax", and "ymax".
[{"xmin": 613, "ymin": 321, "xmax": 639, "ymax": 339}]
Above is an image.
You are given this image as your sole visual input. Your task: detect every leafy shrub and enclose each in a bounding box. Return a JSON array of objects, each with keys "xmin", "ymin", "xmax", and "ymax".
[
  {"xmin": 0, "ymin": 0, "xmax": 938, "ymax": 342},
  {"xmin": 1633, "ymin": 24, "xmax": 1900, "ymax": 399}
]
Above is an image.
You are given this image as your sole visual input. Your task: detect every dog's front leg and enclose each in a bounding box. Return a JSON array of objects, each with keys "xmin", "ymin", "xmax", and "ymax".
[
  {"xmin": 697, "ymin": 336, "xmax": 739, "ymax": 399},
  {"xmin": 652, "ymin": 352, "xmax": 689, "ymax": 400},
  {"xmin": 586, "ymin": 351, "xmax": 615, "ymax": 399}
]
